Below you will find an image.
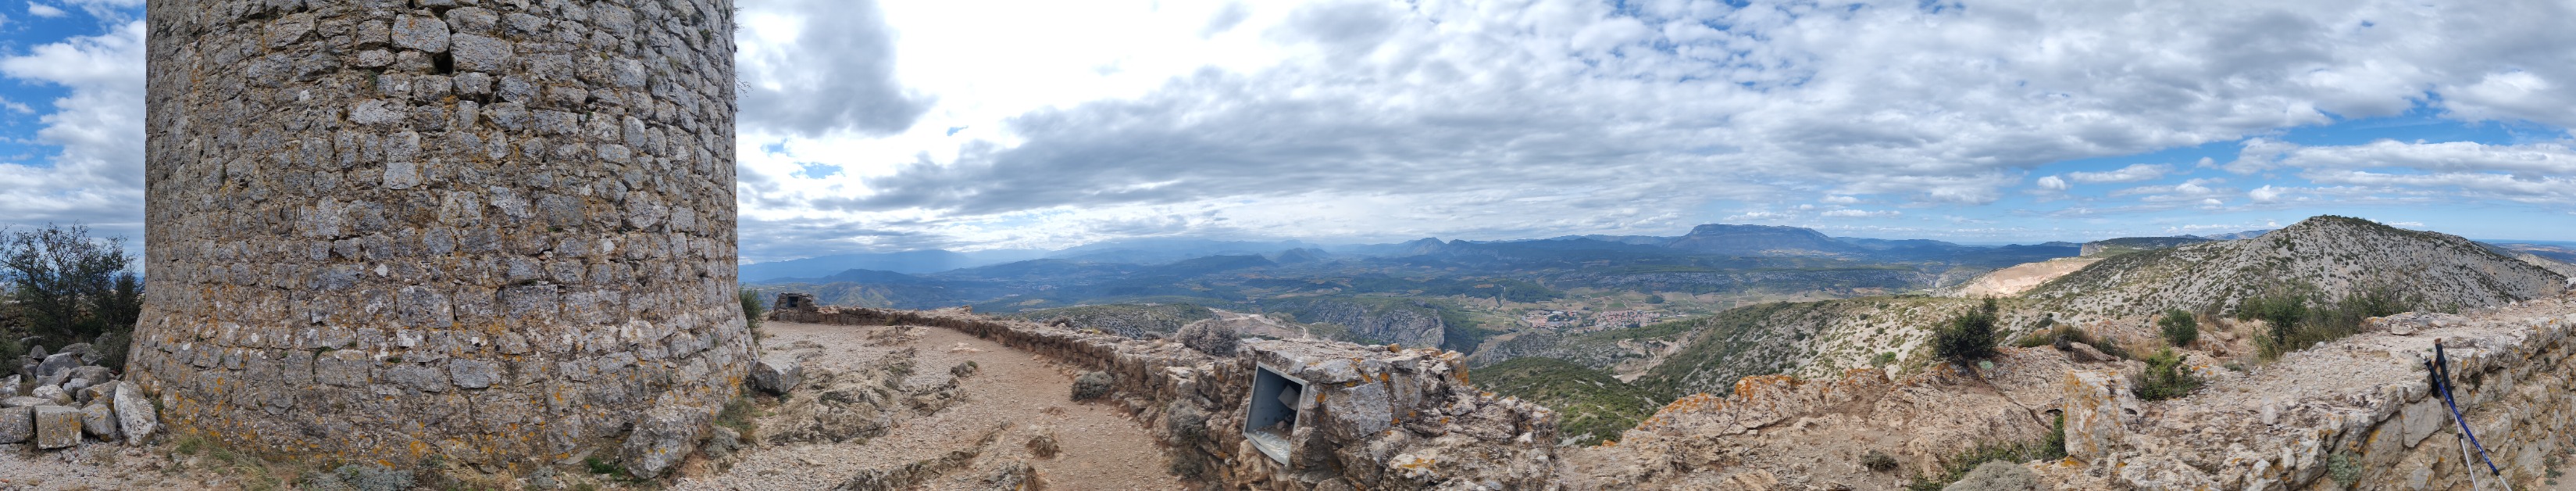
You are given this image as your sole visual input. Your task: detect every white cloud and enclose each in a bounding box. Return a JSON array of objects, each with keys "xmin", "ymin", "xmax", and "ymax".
[
  {"xmin": 731, "ymin": 0, "xmax": 2576, "ymax": 255},
  {"xmin": 2035, "ymin": 175, "xmax": 2070, "ymax": 191},
  {"xmin": 1821, "ymin": 210, "xmax": 1902, "ymax": 218},
  {"xmin": 2249, "ymin": 185, "xmax": 2285, "ymax": 202},
  {"xmin": 0, "ymin": 20, "xmax": 146, "ymax": 238},
  {"xmin": 26, "ymin": 2, "xmax": 62, "ymax": 17},
  {"xmin": 2064, "ymin": 163, "xmax": 2172, "ymax": 184}
]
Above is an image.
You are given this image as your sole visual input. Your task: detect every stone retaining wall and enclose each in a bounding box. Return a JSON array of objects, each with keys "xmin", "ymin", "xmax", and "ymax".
[
  {"xmin": 2061, "ymin": 311, "xmax": 2576, "ymax": 489},
  {"xmin": 774, "ymin": 306, "xmax": 1564, "ymax": 490},
  {"xmin": 130, "ymin": 0, "xmax": 751, "ymax": 474}
]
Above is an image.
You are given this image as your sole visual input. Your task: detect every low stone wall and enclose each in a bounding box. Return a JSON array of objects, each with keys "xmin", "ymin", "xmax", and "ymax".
[
  {"xmin": 2059, "ymin": 310, "xmax": 2576, "ymax": 489},
  {"xmin": 772, "ymin": 306, "xmax": 1561, "ymax": 490}
]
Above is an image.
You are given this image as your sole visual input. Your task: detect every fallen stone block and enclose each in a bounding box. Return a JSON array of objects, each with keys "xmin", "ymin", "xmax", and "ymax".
[
  {"xmin": 115, "ymin": 382, "xmax": 156, "ymax": 443},
  {"xmin": 0, "ymin": 406, "xmax": 30, "ymax": 444},
  {"xmin": 81, "ymin": 402, "xmax": 118, "ymax": 441},
  {"xmin": 749, "ymin": 355, "xmax": 801, "ymax": 395},
  {"xmin": 33, "ymin": 405, "xmax": 81, "ymax": 449},
  {"xmin": 2, "ymin": 396, "xmax": 44, "ymax": 407}
]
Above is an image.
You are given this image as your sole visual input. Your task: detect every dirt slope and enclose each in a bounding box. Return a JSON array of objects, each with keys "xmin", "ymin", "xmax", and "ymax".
[{"xmin": 676, "ymin": 321, "xmax": 1186, "ymax": 490}]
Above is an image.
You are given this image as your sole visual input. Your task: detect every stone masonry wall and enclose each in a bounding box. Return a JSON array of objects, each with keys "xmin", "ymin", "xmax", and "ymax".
[
  {"xmin": 2060, "ymin": 307, "xmax": 2576, "ymax": 489},
  {"xmin": 130, "ymin": 0, "xmax": 751, "ymax": 472},
  {"xmin": 776, "ymin": 306, "xmax": 1563, "ymax": 490}
]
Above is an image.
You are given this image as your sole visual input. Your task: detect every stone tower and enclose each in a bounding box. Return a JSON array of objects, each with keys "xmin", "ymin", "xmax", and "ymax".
[{"xmin": 132, "ymin": 0, "xmax": 750, "ymax": 475}]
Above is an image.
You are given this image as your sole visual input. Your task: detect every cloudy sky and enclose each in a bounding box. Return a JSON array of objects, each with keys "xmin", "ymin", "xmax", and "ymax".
[{"xmin": 3, "ymin": 1, "xmax": 2574, "ymax": 263}]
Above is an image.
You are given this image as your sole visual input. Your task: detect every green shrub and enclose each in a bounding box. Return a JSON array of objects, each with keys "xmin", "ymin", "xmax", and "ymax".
[
  {"xmin": 1932, "ymin": 298, "xmax": 2001, "ymax": 368},
  {"xmin": 2244, "ymin": 282, "xmax": 2416, "ymax": 359},
  {"xmin": 2132, "ymin": 348, "xmax": 2203, "ymax": 401},
  {"xmin": 1071, "ymin": 371, "xmax": 1115, "ymax": 401},
  {"xmin": 739, "ymin": 289, "xmax": 765, "ymax": 333},
  {"xmin": 2157, "ymin": 309, "xmax": 2198, "ymax": 347},
  {"xmin": 2237, "ymin": 290, "xmax": 2309, "ymax": 355},
  {"xmin": 1871, "ymin": 352, "xmax": 1898, "ymax": 367},
  {"xmin": 715, "ymin": 389, "xmax": 761, "ymax": 439}
]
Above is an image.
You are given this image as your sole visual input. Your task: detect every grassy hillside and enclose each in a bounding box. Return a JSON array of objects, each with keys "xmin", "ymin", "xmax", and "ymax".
[{"xmin": 1472, "ymin": 357, "xmax": 1661, "ymax": 445}]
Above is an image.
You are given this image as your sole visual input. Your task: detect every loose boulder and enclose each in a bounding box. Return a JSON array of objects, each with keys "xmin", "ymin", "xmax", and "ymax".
[
  {"xmin": 70, "ymin": 366, "xmax": 112, "ymax": 386},
  {"xmin": 0, "ymin": 406, "xmax": 30, "ymax": 443},
  {"xmin": 749, "ymin": 355, "xmax": 801, "ymax": 395},
  {"xmin": 32, "ymin": 384, "xmax": 69, "ymax": 405},
  {"xmin": 80, "ymin": 402, "xmax": 117, "ymax": 441},
  {"xmin": 32, "ymin": 405, "xmax": 80, "ymax": 449},
  {"xmin": 115, "ymin": 382, "xmax": 156, "ymax": 443},
  {"xmin": 35, "ymin": 352, "xmax": 78, "ymax": 379}
]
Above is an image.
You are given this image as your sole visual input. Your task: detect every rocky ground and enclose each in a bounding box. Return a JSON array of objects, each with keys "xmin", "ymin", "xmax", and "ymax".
[{"xmin": 674, "ymin": 321, "xmax": 1185, "ymax": 491}]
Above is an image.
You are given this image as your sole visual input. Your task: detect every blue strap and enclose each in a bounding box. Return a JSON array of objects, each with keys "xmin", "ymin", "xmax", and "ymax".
[{"xmin": 2430, "ymin": 343, "xmax": 2503, "ymax": 475}]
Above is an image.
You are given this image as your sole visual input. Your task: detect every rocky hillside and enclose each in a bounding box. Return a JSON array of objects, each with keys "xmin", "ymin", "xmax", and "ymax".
[
  {"xmin": 2025, "ymin": 216, "xmax": 2567, "ymax": 322},
  {"xmin": 2077, "ymin": 236, "xmax": 2213, "ymax": 257},
  {"xmin": 1002, "ymin": 303, "xmax": 1217, "ymax": 339},
  {"xmin": 1509, "ymin": 216, "xmax": 2567, "ymax": 403},
  {"xmin": 1256, "ymin": 297, "xmax": 1449, "ymax": 347},
  {"xmin": 1471, "ymin": 357, "xmax": 1661, "ymax": 446}
]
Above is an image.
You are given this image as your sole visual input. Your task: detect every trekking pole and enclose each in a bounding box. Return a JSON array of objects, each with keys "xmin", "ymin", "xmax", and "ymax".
[{"xmin": 2429, "ymin": 340, "xmax": 2510, "ymax": 489}]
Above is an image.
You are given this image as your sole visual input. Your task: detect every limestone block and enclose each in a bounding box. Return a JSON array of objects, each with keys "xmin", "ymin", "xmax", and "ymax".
[
  {"xmin": 391, "ymin": 16, "xmax": 450, "ymax": 52},
  {"xmin": 749, "ymin": 355, "xmax": 801, "ymax": 395},
  {"xmin": 2062, "ymin": 370, "xmax": 2133, "ymax": 461},
  {"xmin": 619, "ymin": 404, "xmax": 712, "ymax": 479},
  {"xmin": 449, "ymin": 359, "xmax": 501, "ymax": 389},
  {"xmin": 79, "ymin": 380, "xmax": 117, "ymax": 406},
  {"xmin": 2, "ymin": 396, "xmax": 41, "ymax": 407},
  {"xmin": 32, "ymin": 405, "xmax": 80, "ymax": 449},
  {"xmin": 116, "ymin": 381, "xmax": 155, "ymax": 443},
  {"xmin": 0, "ymin": 375, "xmax": 15, "ymax": 397},
  {"xmin": 80, "ymin": 402, "xmax": 117, "ymax": 440},
  {"xmin": 2400, "ymin": 397, "xmax": 2446, "ymax": 448},
  {"xmin": 0, "ymin": 406, "xmax": 29, "ymax": 444}
]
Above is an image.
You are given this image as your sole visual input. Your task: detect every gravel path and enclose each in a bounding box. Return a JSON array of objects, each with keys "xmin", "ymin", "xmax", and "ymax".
[{"xmin": 676, "ymin": 321, "xmax": 1187, "ymax": 490}]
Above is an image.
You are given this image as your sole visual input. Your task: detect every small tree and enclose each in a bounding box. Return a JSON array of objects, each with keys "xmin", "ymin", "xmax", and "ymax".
[
  {"xmin": 2156, "ymin": 308, "xmax": 2198, "ymax": 347},
  {"xmin": 1933, "ymin": 298, "xmax": 2001, "ymax": 368},
  {"xmin": 2, "ymin": 223, "xmax": 139, "ymax": 353}
]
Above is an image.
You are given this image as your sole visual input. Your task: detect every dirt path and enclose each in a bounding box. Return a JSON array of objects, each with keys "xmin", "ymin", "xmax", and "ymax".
[{"xmin": 676, "ymin": 321, "xmax": 1186, "ymax": 490}]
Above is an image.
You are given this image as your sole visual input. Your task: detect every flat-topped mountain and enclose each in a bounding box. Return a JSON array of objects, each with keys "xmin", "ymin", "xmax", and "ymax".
[{"xmin": 1662, "ymin": 224, "xmax": 1863, "ymax": 256}]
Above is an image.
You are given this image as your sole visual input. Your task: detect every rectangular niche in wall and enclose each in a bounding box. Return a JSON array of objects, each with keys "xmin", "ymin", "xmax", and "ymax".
[{"xmin": 1244, "ymin": 364, "xmax": 1307, "ymax": 464}]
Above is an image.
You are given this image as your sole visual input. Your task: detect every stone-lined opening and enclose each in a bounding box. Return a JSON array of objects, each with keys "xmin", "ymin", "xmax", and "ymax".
[{"xmin": 1244, "ymin": 364, "xmax": 1304, "ymax": 464}]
